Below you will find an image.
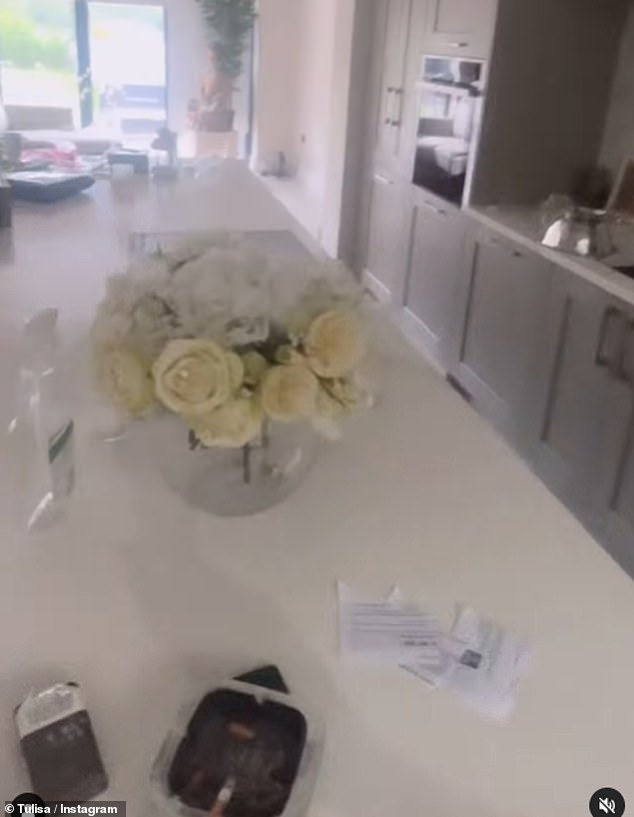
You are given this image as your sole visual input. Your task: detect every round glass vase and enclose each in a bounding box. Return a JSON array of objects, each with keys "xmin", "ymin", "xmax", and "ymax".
[{"xmin": 150, "ymin": 417, "xmax": 318, "ymax": 517}]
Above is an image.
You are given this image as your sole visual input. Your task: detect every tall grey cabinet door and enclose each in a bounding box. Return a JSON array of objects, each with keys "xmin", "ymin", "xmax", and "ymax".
[
  {"xmin": 528, "ymin": 271, "xmax": 621, "ymax": 526},
  {"xmin": 373, "ymin": 0, "xmax": 413, "ymax": 177},
  {"xmin": 401, "ymin": 192, "xmax": 466, "ymax": 369},
  {"xmin": 449, "ymin": 228, "xmax": 553, "ymax": 447},
  {"xmin": 594, "ymin": 319, "xmax": 634, "ymax": 575},
  {"xmin": 364, "ymin": 175, "xmax": 408, "ymax": 300}
]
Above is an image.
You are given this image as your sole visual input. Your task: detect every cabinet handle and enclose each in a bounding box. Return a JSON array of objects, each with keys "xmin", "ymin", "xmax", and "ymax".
[
  {"xmin": 383, "ymin": 87, "xmax": 395, "ymax": 126},
  {"xmin": 449, "ymin": 41, "xmax": 469, "ymax": 48},
  {"xmin": 391, "ymin": 87, "xmax": 403, "ymax": 127},
  {"xmin": 616, "ymin": 320, "xmax": 634, "ymax": 385},
  {"xmin": 487, "ymin": 235, "xmax": 522, "ymax": 257},
  {"xmin": 540, "ymin": 296, "xmax": 572, "ymax": 443},
  {"xmin": 374, "ymin": 173, "xmax": 394, "ymax": 186},
  {"xmin": 595, "ymin": 306, "xmax": 626, "ymax": 372},
  {"xmin": 422, "ymin": 199, "xmax": 446, "ymax": 216}
]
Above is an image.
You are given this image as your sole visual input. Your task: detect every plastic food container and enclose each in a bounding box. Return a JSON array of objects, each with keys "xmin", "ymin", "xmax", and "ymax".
[{"xmin": 150, "ymin": 680, "xmax": 324, "ymax": 817}]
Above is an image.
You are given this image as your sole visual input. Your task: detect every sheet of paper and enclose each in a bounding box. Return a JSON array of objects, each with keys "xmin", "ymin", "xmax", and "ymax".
[
  {"xmin": 402, "ymin": 633, "xmax": 466, "ymax": 688},
  {"xmin": 446, "ymin": 606, "xmax": 531, "ymax": 719},
  {"xmin": 337, "ymin": 585, "xmax": 532, "ymax": 719},
  {"xmin": 405, "ymin": 606, "xmax": 532, "ymax": 719},
  {"xmin": 338, "ymin": 583, "xmax": 441, "ymax": 665}
]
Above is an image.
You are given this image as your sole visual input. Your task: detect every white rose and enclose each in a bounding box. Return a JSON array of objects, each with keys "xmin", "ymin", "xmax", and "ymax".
[
  {"xmin": 242, "ymin": 350, "xmax": 269, "ymax": 386},
  {"xmin": 328, "ymin": 376, "xmax": 374, "ymax": 409},
  {"xmin": 304, "ymin": 310, "xmax": 366, "ymax": 378},
  {"xmin": 96, "ymin": 346, "xmax": 155, "ymax": 417},
  {"xmin": 312, "ymin": 376, "xmax": 373, "ymax": 440},
  {"xmin": 188, "ymin": 398, "xmax": 263, "ymax": 448},
  {"xmin": 260, "ymin": 364, "xmax": 319, "ymax": 422},
  {"xmin": 152, "ymin": 339, "xmax": 243, "ymax": 416},
  {"xmin": 274, "ymin": 345, "xmax": 306, "ymax": 365},
  {"xmin": 312, "ymin": 388, "xmax": 344, "ymax": 440}
]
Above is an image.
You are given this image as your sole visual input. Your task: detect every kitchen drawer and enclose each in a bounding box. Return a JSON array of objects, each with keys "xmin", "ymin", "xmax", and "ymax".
[
  {"xmin": 423, "ymin": 0, "xmax": 498, "ymax": 58},
  {"xmin": 401, "ymin": 188, "xmax": 466, "ymax": 369}
]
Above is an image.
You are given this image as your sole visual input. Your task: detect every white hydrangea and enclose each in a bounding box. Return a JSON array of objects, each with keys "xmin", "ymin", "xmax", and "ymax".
[{"xmin": 92, "ymin": 233, "xmax": 362, "ymax": 359}]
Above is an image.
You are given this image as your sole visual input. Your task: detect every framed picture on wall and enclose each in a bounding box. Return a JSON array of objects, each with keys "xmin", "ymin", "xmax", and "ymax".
[{"xmin": 608, "ymin": 158, "xmax": 634, "ymax": 217}]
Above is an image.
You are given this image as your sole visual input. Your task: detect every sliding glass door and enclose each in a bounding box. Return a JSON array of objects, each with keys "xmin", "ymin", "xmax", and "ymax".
[
  {"xmin": 0, "ymin": 0, "xmax": 80, "ymax": 127},
  {"xmin": 0, "ymin": 0, "xmax": 167, "ymax": 144},
  {"xmin": 88, "ymin": 2, "xmax": 166, "ymax": 141}
]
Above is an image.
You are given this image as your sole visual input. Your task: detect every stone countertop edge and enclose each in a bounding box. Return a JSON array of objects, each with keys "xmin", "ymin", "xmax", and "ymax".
[{"xmin": 467, "ymin": 205, "xmax": 634, "ymax": 306}]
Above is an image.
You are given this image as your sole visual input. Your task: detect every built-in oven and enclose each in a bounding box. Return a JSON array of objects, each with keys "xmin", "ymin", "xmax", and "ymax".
[{"xmin": 411, "ymin": 55, "xmax": 485, "ymax": 206}]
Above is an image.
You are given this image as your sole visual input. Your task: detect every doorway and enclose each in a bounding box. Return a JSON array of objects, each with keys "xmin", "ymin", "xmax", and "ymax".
[
  {"xmin": 88, "ymin": 2, "xmax": 167, "ymax": 144},
  {"xmin": 0, "ymin": 0, "xmax": 167, "ymax": 145}
]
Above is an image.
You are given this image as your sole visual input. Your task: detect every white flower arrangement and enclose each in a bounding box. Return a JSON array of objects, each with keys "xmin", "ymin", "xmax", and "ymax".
[{"xmin": 92, "ymin": 232, "xmax": 373, "ymax": 448}]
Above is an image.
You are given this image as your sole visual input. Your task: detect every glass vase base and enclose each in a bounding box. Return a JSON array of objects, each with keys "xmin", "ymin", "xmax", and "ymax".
[{"xmin": 149, "ymin": 419, "xmax": 317, "ymax": 517}]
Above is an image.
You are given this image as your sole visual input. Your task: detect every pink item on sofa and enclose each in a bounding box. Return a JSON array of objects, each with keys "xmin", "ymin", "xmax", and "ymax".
[{"xmin": 21, "ymin": 145, "xmax": 80, "ymax": 170}]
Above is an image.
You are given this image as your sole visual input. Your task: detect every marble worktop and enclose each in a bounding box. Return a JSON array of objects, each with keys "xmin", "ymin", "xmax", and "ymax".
[
  {"xmin": 468, "ymin": 204, "xmax": 634, "ymax": 305},
  {"xmin": 0, "ymin": 162, "xmax": 633, "ymax": 815}
]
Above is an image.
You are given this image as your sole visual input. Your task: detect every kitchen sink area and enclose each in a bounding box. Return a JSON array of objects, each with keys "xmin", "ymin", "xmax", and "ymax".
[{"xmin": 465, "ymin": 205, "xmax": 634, "ymax": 304}]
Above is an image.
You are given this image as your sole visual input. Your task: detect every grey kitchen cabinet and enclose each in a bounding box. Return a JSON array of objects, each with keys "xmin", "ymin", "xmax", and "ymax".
[
  {"xmin": 401, "ymin": 188, "xmax": 466, "ymax": 369},
  {"xmin": 372, "ymin": 0, "xmax": 415, "ymax": 179},
  {"xmin": 364, "ymin": 173, "xmax": 409, "ymax": 300},
  {"xmin": 423, "ymin": 0, "xmax": 498, "ymax": 58},
  {"xmin": 590, "ymin": 306, "xmax": 634, "ymax": 576},
  {"xmin": 449, "ymin": 225, "xmax": 553, "ymax": 448},
  {"xmin": 527, "ymin": 270, "xmax": 628, "ymax": 531},
  {"xmin": 361, "ymin": 0, "xmax": 425, "ymax": 300}
]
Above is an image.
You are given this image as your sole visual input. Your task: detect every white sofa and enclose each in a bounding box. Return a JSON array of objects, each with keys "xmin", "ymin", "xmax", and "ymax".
[{"xmin": 6, "ymin": 105, "xmax": 121, "ymax": 155}]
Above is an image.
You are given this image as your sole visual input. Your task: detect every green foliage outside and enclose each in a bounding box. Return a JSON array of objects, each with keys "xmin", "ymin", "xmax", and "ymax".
[
  {"xmin": 0, "ymin": 1, "xmax": 73, "ymax": 73},
  {"xmin": 196, "ymin": 0, "xmax": 256, "ymax": 79},
  {"xmin": 21, "ymin": 0, "xmax": 72, "ymax": 31}
]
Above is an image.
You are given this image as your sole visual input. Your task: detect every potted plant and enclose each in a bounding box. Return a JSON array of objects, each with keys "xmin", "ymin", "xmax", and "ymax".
[{"xmin": 195, "ymin": 0, "xmax": 256, "ymax": 133}]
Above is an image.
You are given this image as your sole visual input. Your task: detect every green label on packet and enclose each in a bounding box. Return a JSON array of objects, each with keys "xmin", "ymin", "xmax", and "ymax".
[{"xmin": 48, "ymin": 420, "xmax": 75, "ymax": 497}]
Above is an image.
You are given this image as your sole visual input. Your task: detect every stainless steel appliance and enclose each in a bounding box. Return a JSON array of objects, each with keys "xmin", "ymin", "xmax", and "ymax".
[
  {"xmin": 412, "ymin": 55, "xmax": 485, "ymax": 206},
  {"xmin": 542, "ymin": 206, "xmax": 617, "ymax": 260}
]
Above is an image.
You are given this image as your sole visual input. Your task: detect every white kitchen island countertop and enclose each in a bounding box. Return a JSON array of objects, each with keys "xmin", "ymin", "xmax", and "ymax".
[{"xmin": 0, "ymin": 162, "xmax": 633, "ymax": 816}]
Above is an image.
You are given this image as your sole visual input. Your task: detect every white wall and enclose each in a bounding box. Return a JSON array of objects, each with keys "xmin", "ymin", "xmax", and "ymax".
[
  {"xmin": 601, "ymin": 3, "xmax": 634, "ymax": 177},
  {"xmin": 164, "ymin": 0, "xmax": 208, "ymax": 131},
  {"xmin": 326, "ymin": 0, "xmax": 376, "ymax": 268},
  {"xmin": 255, "ymin": 0, "xmax": 358, "ymax": 257},
  {"xmin": 252, "ymin": 0, "xmax": 301, "ymax": 169},
  {"xmin": 471, "ymin": 0, "xmax": 625, "ymax": 206},
  {"xmin": 293, "ymin": 0, "xmax": 338, "ymax": 241},
  {"xmin": 165, "ymin": 0, "xmax": 251, "ymax": 148}
]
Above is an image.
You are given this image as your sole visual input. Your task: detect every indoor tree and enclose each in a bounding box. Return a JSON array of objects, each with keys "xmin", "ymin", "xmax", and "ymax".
[{"xmin": 195, "ymin": 0, "xmax": 256, "ymax": 131}]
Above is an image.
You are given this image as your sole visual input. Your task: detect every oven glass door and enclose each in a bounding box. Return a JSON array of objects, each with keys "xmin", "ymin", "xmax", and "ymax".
[{"xmin": 412, "ymin": 56, "xmax": 484, "ymax": 205}]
